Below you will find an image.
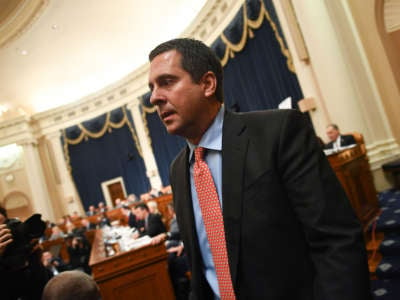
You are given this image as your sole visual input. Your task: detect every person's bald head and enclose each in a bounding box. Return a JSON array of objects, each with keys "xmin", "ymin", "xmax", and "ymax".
[{"xmin": 42, "ymin": 270, "xmax": 100, "ymax": 300}]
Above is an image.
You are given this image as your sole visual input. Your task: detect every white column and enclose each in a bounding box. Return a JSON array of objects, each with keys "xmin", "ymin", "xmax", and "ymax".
[
  {"xmin": 288, "ymin": 0, "xmax": 395, "ymax": 146},
  {"xmin": 20, "ymin": 139, "xmax": 55, "ymax": 221},
  {"xmin": 281, "ymin": 0, "xmax": 400, "ymax": 190},
  {"xmin": 45, "ymin": 131, "xmax": 85, "ymax": 216},
  {"xmin": 127, "ymin": 99, "xmax": 163, "ymax": 190},
  {"xmin": 272, "ymin": 0, "xmax": 330, "ymax": 137}
]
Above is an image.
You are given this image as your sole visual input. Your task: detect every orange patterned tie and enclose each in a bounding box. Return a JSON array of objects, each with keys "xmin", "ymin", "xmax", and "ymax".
[{"xmin": 193, "ymin": 147, "xmax": 236, "ymax": 299}]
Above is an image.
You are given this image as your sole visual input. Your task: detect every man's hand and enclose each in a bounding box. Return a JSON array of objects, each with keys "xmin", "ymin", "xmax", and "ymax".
[
  {"xmin": 167, "ymin": 244, "xmax": 184, "ymax": 256},
  {"xmin": 0, "ymin": 224, "xmax": 13, "ymax": 256},
  {"xmin": 132, "ymin": 231, "xmax": 139, "ymax": 239},
  {"xmin": 151, "ymin": 233, "xmax": 167, "ymax": 245}
]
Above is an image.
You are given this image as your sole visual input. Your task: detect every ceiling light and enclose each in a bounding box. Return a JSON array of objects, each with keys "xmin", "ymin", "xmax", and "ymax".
[{"xmin": 15, "ymin": 48, "xmax": 28, "ymax": 56}]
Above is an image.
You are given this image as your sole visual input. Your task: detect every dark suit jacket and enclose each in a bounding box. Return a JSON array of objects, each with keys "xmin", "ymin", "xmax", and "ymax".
[
  {"xmin": 170, "ymin": 109, "xmax": 371, "ymax": 300},
  {"xmin": 139, "ymin": 213, "xmax": 166, "ymax": 237},
  {"xmin": 324, "ymin": 134, "xmax": 356, "ymax": 149},
  {"xmin": 128, "ymin": 212, "xmax": 138, "ymax": 228}
]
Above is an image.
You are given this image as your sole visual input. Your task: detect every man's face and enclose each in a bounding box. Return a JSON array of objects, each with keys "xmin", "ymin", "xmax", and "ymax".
[
  {"xmin": 326, "ymin": 126, "xmax": 340, "ymax": 142},
  {"xmin": 148, "ymin": 50, "xmax": 210, "ymax": 141},
  {"xmin": 135, "ymin": 208, "xmax": 146, "ymax": 220}
]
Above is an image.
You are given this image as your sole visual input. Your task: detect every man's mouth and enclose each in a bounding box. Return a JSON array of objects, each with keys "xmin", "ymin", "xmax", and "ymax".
[{"xmin": 160, "ymin": 110, "xmax": 174, "ymax": 121}]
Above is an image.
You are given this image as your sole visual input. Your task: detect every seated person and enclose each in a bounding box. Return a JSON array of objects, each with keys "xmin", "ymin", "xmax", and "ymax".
[
  {"xmin": 97, "ymin": 202, "xmax": 107, "ymax": 213},
  {"xmin": 151, "ymin": 203, "xmax": 190, "ymax": 300},
  {"xmin": 147, "ymin": 200, "xmax": 161, "ymax": 216},
  {"xmin": 97, "ymin": 212, "xmax": 111, "ymax": 228},
  {"xmin": 66, "ymin": 235, "xmax": 91, "ymax": 274},
  {"xmin": 73, "ymin": 219, "xmax": 97, "ymax": 238},
  {"xmin": 86, "ymin": 205, "xmax": 97, "ymax": 216},
  {"xmin": 133, "ymin": 203, "xmax": 166, "ymax": 238},
  {"xmin": 122, "ymin": 205, "xmax": 138, "ymax": 228},
  {"xmin": 126, "ymin": 193, "xmax": 138, "ymax": 204},
  {"xmin": 49, "ymin": 225, "xmax": 66, "ymax": 240},
  {"xmin": 42, "ymin": 270, "xmax": 100, "ymax": 300},
  {"xmin": 149, "ymin": 187, "xmax": 161, "ymax": 198},
  {"xmin": 41, "ymin": 251, "xmax": 70, "ymax": 276},
  {"xmin": 324, "ymin": 123, "xmax": 356, "ymax": 150},
  {"xmin": 160, "ymin": 185, "xmax": 172, "ymax": 195},
  {"xmin": 140, "ymin": 192, "xmax": 153, "ymax": 201},
  {"xmin": 114, "ymin": 198, "xmax": 123, "ymax": 208}
]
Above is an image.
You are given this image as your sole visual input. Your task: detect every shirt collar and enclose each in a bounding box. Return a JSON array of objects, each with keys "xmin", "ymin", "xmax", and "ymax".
[{"xmin": 187, "ymin": 105, "xmax": 224, "ymax": 162}]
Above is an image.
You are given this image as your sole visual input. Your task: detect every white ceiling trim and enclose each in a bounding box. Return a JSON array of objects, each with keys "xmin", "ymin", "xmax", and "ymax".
[{"xmin": 384, "ymin": 0, "xmax": 400, "ymax": 32}]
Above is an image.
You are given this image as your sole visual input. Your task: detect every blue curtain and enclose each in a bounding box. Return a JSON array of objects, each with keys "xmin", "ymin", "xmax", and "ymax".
[
  {"xmin": 141, "ymin": 93, "xmax": 186, "ymax": 186},
  {"xmin": 212, "ymin": 0, "xmax": 303, "ymax": 111},
  {"xmin": 62, "ymin": 107, "xmax": 150, "ymax": 211}
]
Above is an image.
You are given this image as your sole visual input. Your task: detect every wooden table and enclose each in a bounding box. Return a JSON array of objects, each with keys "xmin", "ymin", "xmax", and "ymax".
[{"xmin": 89, "ymin": 230, "xmax": 175, "ymax": 300}]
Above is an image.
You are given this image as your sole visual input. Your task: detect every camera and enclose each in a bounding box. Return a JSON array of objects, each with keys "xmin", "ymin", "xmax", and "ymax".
[{"xmin": 2, "ymin": 214, "xmax": 46, "ymax": 270}]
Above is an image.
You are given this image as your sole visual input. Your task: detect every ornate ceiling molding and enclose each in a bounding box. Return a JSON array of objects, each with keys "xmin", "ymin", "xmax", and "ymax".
[
  {"xmin": 0, "ymin": 0, "xmax": 244, "ymax": 141},
  {"xmin": 0, "ymin": 0, "xmax": 49, "ymax": 49},
  {"xmin": 31, "ymin": 0, "xmax": 244, "ymax": 135},
  {"xmin": 384, "ymin": 0, "xmax": 400, "ymax": 33}
]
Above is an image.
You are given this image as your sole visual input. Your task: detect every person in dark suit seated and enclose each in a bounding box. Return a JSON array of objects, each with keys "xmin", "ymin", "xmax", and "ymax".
[
  {"xmin": 122, "ymin": 205, "xmax": 138, "ymax": 228},
  {"xmin": 97, "ymin": 212, "xmax": 111, "ymax": 228},
  {"xmin": 67, "ymin": 235, "xmax": 91, "ymax": 274},
  {"xmin": 324, "ymin": 123, "xmax": 356, "ymax": 150},
  {"xmin": 86, "ymin": 205, "xmax": 97, "ymax": 216},
  {"xmin": 41, "ymin": 251, "xmax": 70, "ymax": 276},
  {"xmin": 152, "ymin": 202, "xmax": 190, "ymax": 300},
  {"xmin": 133, "ymin": 203, "xmax": 166, "ymax": 238},
  {"xmin": 147, "ymin": 38, "xmax": 371, "ymax": 299}
]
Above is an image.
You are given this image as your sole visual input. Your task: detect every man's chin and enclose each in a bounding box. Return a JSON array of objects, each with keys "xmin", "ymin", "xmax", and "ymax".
[{"xmin": 164, "ymin": 124, "xmax": 184, "ymax": 137}]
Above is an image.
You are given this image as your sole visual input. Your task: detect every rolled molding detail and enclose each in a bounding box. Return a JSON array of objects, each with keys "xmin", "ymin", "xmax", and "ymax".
[
  {"xmin": 384, "ymin": 0, "xmax": 400, "ymax": 32},
  {"xmin": 0, "ymin": 0, "xmax": 49, "ymax": 49},
  {"xmin": 0, "ymin": 115, "xmax": 35, "ymax": 146},
  {"xmin": 367, "ymin": 138, "xmax": 400, "ymax": 170}
]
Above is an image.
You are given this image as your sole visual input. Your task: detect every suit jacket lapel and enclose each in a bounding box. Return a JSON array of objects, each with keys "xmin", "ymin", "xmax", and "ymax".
[
  {"xmin": 173, "ymin": 148, "xmax": 195, "ymax": 234},
  {"xmin": 173, "ymin": 147, "xmax": 203, "ymax": 260},
  {"xmin": 222, "ymin": 110, "xmax": 248, "ymax": 286}
]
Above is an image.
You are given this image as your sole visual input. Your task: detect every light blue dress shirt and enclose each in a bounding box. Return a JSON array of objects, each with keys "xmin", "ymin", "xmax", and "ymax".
[{"xmin": 187, "ymin": 105, "xmax": 224, "ymax": 299}]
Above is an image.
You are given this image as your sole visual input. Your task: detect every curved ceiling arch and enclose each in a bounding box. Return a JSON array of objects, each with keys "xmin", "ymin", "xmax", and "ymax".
[{"xmin": 0, "ymin": 0, "xmax": 207, "ymax": 119}]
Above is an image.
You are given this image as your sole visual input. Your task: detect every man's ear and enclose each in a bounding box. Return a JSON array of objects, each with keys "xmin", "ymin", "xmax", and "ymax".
[{"xmin": 201, "ymin": 71, "xmax": 217, "ymax": 98}]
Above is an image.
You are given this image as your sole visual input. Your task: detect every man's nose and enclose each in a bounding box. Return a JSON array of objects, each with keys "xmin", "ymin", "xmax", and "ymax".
[{"xmin": 150, "ymin": 88, "xmax": 164, "ymax": 105}]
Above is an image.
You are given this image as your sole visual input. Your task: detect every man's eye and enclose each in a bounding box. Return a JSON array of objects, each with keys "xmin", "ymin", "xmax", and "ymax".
[{"xmin": 163, "ymin": 78, "xmax": 174, "ymax": 86}]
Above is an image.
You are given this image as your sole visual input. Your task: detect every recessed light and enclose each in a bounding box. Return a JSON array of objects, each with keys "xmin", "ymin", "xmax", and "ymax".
[
  {"xmin": 15, "ymin": 48, "xmax": 28, "ymax": 56},
  {"xmin": 51, "ymin": 24, "xmax": 59, "ymax": 30}
]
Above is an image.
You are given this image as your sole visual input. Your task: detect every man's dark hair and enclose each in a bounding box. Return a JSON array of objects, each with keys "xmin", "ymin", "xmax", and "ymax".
[
  {"xmin": 149, "ymin": 38, "xmax": 224, "ymax": 102},
  {"xmin": 135, "ymin": 203, "xmax": 149, "ymax": 212}
]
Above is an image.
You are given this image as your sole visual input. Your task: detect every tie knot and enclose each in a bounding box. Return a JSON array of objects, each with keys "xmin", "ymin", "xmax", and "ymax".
[{"xmin": 194, "ymin": 147, "xmax": 205, "ymax": 162}]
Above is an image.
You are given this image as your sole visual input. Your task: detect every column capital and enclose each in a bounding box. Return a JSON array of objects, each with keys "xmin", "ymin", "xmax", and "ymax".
[
  {"xmin": 44, "ymin": 130, "xmax": 62, "ymax": 141},
  {"xmin": 17, "ymin": 137, "xmax": 39, "ymax": 147},
  {"xmin": 126, "ymin": 98, "xmax": 140, "ymax": 111}
]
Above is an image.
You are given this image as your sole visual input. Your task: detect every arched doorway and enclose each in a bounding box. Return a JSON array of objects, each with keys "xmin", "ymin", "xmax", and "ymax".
[{"xmin": 2, "ymin": 191, "xmax": 32, "ymax": 220}]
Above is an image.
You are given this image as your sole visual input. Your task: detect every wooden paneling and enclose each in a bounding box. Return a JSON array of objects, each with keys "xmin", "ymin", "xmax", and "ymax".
[
  {"xmin": 89, "ymin": 230, "xmax": 175, "ymax": 300},
  {"xmin": 327, "ymin": 142, "xmax": 380, "ymax": 229}
]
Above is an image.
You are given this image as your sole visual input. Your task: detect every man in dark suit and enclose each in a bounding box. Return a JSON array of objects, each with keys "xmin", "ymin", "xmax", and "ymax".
[
  {"xmin": 148, "ymin": 38, "xmax": 371, "ymax": 299},
  {"xmin": 324, "ymin": 123, "xmax": 356, "ymax": 150},
  {"xmin": 134, "ymin": 203, "xmax": 166, "ymax": 237}
]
